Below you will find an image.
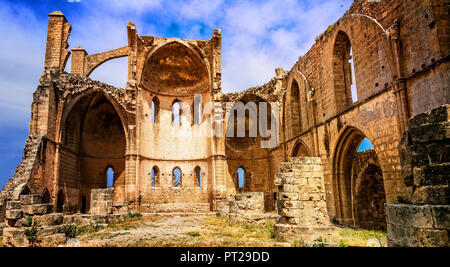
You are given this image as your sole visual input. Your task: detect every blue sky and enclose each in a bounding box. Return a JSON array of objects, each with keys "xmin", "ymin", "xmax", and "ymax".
[{"xmin": 0, "ymin": 0, "xmax": 354, "ymax": 189}]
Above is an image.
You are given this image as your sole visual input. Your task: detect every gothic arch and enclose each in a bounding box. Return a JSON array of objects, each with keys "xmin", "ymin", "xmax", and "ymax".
[
  {"xmin": 58, "ymin": 89, "xmax": 129, "ymax": 145},
  {"xmin": 139, "ymin": 40, "xmax": 212, "ymax": 97},
  {"xmin": 291, "ymin": 140, "xmax": 311, "ymax": 158},
  {"xmin": 328, "ymin": 14, "xmax": 393, "ymax": 106},
  {"xmin": 332, "ymin": 126, "xmax": 384, "ymax": 226},
  {"xmin": 57, "ymin": 90, "xmax": 127, "ymax": 213},
  {"xmin": 284, "ymin": 71, "xmax": 311, "ymax": 140}
]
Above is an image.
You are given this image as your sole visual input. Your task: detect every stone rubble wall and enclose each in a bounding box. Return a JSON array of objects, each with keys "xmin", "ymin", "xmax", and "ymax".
[
  {"xmin": 3, "ymin": 194, "xmax": 65, "ymax": 247},
  {"xmin": 2, "ymin": 192, "xmax": 135, "ymax": 247},
  {"xmin": 386, "ymin": 104, "xmax": 450, "ymax": 247},
  {"xmin": 0, "ymin": 135, "xmax": 44, "ymax": 203},
  {"xmin": 274, "ymin": 157, "xmax": 338, "ymax": 244},
  {"xmin": 219, "ymin": 192, "xmax": 279, "ymax": 224}
]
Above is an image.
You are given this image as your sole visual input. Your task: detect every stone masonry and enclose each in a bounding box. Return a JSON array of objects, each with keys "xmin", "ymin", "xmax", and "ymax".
[
  {"xmin": 90, "ymin": 188, "xmax": 114, "ymax": 216},
  {"xmin": 274, "ymin": 157, "xmax": 338, "ymax": 243},
  {"xmin": 0, "ymin": 0, "xmax": 448, "ymax": 248},
  {"xmin": 222, "ymin": 192, "xmax": 278, "ymax": 224},
  {"xmin": 385, "ymin": 105, "xmax": 450, "ymax": 247},
  {"xmin": 3, "ymin": 194, "xmax": 65, "ymax": 247}
]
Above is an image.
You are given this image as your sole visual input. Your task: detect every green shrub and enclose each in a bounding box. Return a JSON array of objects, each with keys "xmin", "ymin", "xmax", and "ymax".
[
  {"xmin": 59, "ymin": 224, "xmax": 77, "ymax": 239},
  {"xmin": 25, "ymin": 226, "xmax": 38, "ymax": 247},
  {"xmin": 127, "ymin": 212, "xmax": 142, "ymax": 220},
  {"xmin": 26, "ymin": 216, "xmax": 33, "ymax": 227}
]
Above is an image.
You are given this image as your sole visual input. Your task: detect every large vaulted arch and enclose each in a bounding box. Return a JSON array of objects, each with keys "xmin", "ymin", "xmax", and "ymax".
[{"xmin": 58, "ymin": 91, "xmax": 127, "ymax": 213}]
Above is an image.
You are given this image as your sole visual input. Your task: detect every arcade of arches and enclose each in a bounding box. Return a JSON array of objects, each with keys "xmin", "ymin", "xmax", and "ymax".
[{"xmin": 1, "ymin": 0, "xmax": 448, "ymax": 238}]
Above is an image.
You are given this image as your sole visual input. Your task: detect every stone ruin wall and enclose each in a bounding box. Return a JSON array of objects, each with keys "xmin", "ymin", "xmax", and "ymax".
[
  {"xmin": 0, "ymin": 1, "xmax": 448, "ymax": 245},
  {"xmin": 219, "ymin": 0, "xmax": 449, "ymax": 224},
  {"xmin": 385, "ymin": 105, "xmax": 449, "ymax": 247},
  {"xmin": 266, "ymin": 0, "xmax": 449, "ymax": 223}
]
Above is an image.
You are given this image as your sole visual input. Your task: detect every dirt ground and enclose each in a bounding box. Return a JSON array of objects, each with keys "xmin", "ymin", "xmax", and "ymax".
[{"xmin": 76, "ymin": 215, "xmax": 387, "ymax": 247}]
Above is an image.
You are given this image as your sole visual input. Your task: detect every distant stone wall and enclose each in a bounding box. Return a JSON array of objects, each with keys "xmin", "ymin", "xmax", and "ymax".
[
  {"xmin": 386, "ymin": 104, "xmax": 450, "ymax": 247},
  {"xmin": 352, "ymin": 150, "xmax": 386, "ymax": 230},
  {"xmin": 274, "ymin": 157, "xmax": 337, "ymax": 244},
  {"xmin": 138, "ymin": 203, "xmax": 211, "ymax": 213}
]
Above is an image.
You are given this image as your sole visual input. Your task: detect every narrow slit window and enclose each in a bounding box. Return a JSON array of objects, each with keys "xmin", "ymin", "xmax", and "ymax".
[
  {"xmin": 237, "ymin": 167, "xmax": 245, "ymax": 189},
  {"xmin": 173, "ymin": 167, "xmax": 182, "ymax": 187}
]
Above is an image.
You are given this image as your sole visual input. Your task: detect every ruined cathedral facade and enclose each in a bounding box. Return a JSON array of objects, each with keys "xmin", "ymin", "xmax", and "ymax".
[{"xmin": 1, "ymin": 0, "xmax": 449, "ymax": 242}]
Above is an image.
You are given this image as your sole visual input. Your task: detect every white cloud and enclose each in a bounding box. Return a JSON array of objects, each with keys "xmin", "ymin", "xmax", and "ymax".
[
  {"xmin": 0, "ymin": 0, "xmax": 353, "ymax": 127},
  {"xmin": 0, "ymin": 4, "xmax": 46, "ymax": 126}
]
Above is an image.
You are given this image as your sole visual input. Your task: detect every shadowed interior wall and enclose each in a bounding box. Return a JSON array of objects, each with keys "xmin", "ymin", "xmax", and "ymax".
[{"xmin": 59, "ymin": 93, "xmax": 125, "ymax": 212}]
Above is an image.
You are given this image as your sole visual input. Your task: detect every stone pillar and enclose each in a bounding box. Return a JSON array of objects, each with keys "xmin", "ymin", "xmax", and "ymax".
[
  {"xmin": 71, "ymin": 46, "xmax": 87, "ymax": 76},
  {"xmin": 274, "ymin": 157, "xmax": 337, "ymax": 244},
  {"xmin": 44, "ymin": 11, "xmax": 71, "ymax": 71},
  {"xmin": 90, "ymin": 188, "xmax": 114, "ymax": 216},
  {"xmin": 385, "ymin": 104, "xmax": 449, "ymax": 247}
]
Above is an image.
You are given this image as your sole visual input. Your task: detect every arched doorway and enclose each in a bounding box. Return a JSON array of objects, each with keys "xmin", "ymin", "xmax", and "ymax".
[
  {"xmin": 333, "ymin": 127, "xmax": 386, "ymax": 229},
  {"xmin": 59, "ymin": 91, "xmax": 126, "ymax": 213}
]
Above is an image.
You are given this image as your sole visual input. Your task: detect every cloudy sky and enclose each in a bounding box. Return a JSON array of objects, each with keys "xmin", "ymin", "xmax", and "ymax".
[{"xmin": 0, "ymin": 0, "xmax": 354, "ymax": 188}]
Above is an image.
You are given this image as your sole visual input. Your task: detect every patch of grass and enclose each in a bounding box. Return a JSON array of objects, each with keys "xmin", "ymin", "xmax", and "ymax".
[
  {"xmin": 76, "ymin": 223, "xmax": 103, "ymax": 236},
  {"xmin": 293, "ymin": 239, "xmax": 306, "ymax": 247},
  {"xmin": 339, "ymin": 228, "xmax": 387, "ymax": 247},
  {"xmin": 59, "ymin": 224, "xmax": 77, "ymax": 239},
  {"xmin": 127, "ymin": 212, "xmax": 142, "ymax": 220},
  {"xmin": 187, "ymin": 231, "xmax": 201, "ymax": 237},
  {"xmin": 197, "ymin": 216, "xmax": 277, "ymax": 247},
  {"xmin": 339, "ymin": 239, "xmax": 349, "ymax": 247}
]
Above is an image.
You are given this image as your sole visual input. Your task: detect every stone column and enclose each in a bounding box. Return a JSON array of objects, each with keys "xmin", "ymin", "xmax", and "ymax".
[
  {"xmin": 44, "ymin": 11, "xmax": 71, "ymax": 71},
  {"xmin": 274, "ymin": 157, "xmax": 338, "ymax": 244},
  {"xmin": 71, "ymin": 46, "xmax": 87, "ymax": 76}
]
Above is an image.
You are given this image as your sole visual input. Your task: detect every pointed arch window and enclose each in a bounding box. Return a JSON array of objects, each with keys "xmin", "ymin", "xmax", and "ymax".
[
  {"xmin": 237, "ymin": 167, "xmax": 245, "ymax": 189},
  {"xmin": 106, "ymin": 166, "xmax": 115, "ymax": 188},
  {"xmin": 152, "ymin": 166, "xmax": 160, "ymax": 187},
  {"xmin": 173, "ymin": 167, "xmax": 182, "ymax": 187},
  {"xmin": 152, "ymin": 97, "xmax": 160, "ymax": 124},
  {"xmin": 333, "ymin": 31, "xmax": 358, "ymax": 111},
  {"xmin": 172, "ymin": 100, "xmax": 181, "ymax": 126},
  {"xmin": 194, "ymin": 166, "xmax": 202, "ymax": 187}
]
